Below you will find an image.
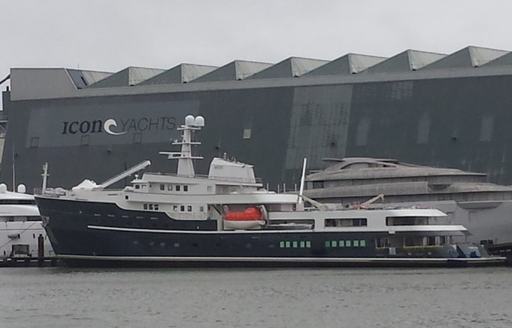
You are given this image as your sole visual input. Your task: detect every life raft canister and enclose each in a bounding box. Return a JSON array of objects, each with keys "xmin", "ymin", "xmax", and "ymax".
[{"xmin": 224, "ymin": 207, "xmax": 263, "ymax": 221}]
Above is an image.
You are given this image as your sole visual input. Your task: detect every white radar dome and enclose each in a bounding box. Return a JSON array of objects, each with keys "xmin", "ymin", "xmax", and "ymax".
[
  {"xmin": 185, "ymin": 115, "xmax": 195, "ymax": 126},
  {"xmin": 0, "ymin": 184, "xmax": 7, "ymax": 193},
  {"xmin": 194, "ymin": 116, "xmax": 205, "ymax": 127},
  {"xmin": 17, "ymin": 184, "xmax": 26, "ymax": 194}
]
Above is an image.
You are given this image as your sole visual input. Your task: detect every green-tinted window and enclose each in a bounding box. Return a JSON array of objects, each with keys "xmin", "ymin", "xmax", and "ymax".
[
  {"xmin": 325, "ymin": 241, "xmax": 330, "ymax": 248},
  {"xmin": 339, "ymin": 240, "xmax": 345, "ymax": 247},
  {"xmin": 360, "ymin": 240, "xmax": 366, "ymax": 247},
  {"xmin": 331, "ymin": 240, "xmax": 337, "ymax": 247},
  {"xmin": 292, "ymin": 241, "xmax": 298, "ymax": 248},
  {"xmin": 285, "ymin": 241, "xmax": 291, "ymax": 248},
  {"xmin": 279, "ymin": 241, "xmax": 285, "ymax": 248},
  {"xmin": 346, "ymin": 240, "xmax": 352, "ymax": 247},
  {"xmin": 354, "ymin": 240, "xmax": 359, "ymax": 247},
  {"xmin": 300, "ymin": 241, "xmax": 305, "ymax": 248},
  {"xmin": 306, "ymin": 241, "xmax": 311, "ymax": 248}
]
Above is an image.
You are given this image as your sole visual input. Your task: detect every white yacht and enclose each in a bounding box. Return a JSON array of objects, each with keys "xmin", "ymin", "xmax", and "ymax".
[
  {"xmin": 0, "ymin": 184, "xmax": 53, "ymax": 258},
  {"xmin": 35, "ymin": 116, "xmax": 500, "ymax": 267},
  {"xmin": 305, "ymin": 157, "xmax": 512, "ymax": 246}
]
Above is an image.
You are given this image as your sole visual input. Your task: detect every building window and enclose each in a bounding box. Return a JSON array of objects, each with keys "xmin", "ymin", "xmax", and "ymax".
[
  {"xmin": 30, "ymin": 137, "xmax": 40, "ymax": 148},
  {"xmin": 355, "ymin": 118, "xmax": 370, "ymax": 146},
  {"xmin": 243, "ymin": 128, "xmax": 252, "ymax": 139},
  {"xmin": 417, "ymin": 113, "xmax": 430, "ymax": 144},
  {"xmin": 325, "ymin": 218, "xmax": 367, "ymax": 227},
  {"xmin": 480, "ymin": 115, "xmax": 494, "ymax": 142}
]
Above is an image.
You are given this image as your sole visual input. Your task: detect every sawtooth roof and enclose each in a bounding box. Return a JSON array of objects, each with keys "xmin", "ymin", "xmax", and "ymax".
[
  {"xmin": 139, "ymin": 64, "xmax": 217, "ymax": 85},
  {"xmin": 248, "ymin": 57, "xmax": 328, "ymax": 79},
  {"xmin": 422, "ymin": 46, "xmax": 509, "ymax": 70},
  {"xmin": 192, "ymin": 60, "xmax": 273, "ymax": 82},
  {"xmin": 88, "ymin": 67, "xmax": 165, "ymax": 88},
  {"xmin": 364, "ymin": 50, "xmax": 446, "ymax": 73},
  {"xmin": 306, "ymin": 53, "xmax": 386, "ymax": 76}
]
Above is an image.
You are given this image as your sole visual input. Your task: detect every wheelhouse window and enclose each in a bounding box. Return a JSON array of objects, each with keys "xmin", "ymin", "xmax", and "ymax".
[
  {"xmin": 386, "ymin": 216, "xmax": 429, "ymax": 226},
  {"xmin": 325, "ymin": 218, "xmax": 367, "ymax": 227}
]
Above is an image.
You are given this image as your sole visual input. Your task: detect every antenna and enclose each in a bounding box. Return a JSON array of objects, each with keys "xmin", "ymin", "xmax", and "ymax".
[
  {"xmin": 11, "ymin": 146, "xmax": 15, "ymax": 192},
  {"xmin": 298, "ymin": 157, "xmax": 307, "ymax": 204}
]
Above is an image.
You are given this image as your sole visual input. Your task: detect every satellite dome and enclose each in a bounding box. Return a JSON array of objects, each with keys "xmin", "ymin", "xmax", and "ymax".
[
  {"xmin": 17, "ymin": 184, "xmax": 26, "ymax": 194},
  {"xmin": 0, "ymin": 184, "xmax": 6, "ymax": 193},
  {"xmin": 194, "ymin": 116, "xmax": 205, "ymax": 127},
  {"xmin": 185, "ymin": 115, "xmax": 195, "ymax": 126}
]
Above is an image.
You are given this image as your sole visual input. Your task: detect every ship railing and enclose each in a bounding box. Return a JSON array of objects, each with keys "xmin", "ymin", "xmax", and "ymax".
[{"xmin": 148, "ymin": 172, "xmax": 263, "ymax": 184}]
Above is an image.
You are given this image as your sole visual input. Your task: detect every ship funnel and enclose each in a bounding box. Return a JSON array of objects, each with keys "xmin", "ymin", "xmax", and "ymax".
[{"xmin": 17, "ymin": 184, "xmax": 26, "ymax": 193}]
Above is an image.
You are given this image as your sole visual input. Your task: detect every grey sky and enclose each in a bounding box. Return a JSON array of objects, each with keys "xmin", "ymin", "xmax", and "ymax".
[{"xmin": 1, "ymin": 0, "xmax": 511, "ymax": 106}]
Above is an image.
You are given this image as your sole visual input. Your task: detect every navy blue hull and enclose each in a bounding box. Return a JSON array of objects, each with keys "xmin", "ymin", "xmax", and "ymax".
[{"xmin": 36, "ymin": 197, "xmax": 462, "ymax": 266}]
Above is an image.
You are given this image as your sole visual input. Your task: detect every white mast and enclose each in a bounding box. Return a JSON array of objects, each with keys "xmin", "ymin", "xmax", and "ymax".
[
  {"xmin": 159, "ymin": 115, "xmax": 204, "ymax": 177},
  {"xmin": 41, "ymin": 162, "xmax": 49, "ymax": 193}
]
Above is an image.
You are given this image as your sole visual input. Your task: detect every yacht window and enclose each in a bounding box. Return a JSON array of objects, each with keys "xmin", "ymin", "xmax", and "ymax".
[
  {"xmin": 325, "ymin": 218, "xmax": 367, "ymax": 227},
  {"xmin": 154, "ymin": 204, "xmax": 159, "ymax": 211},
  {"xmin": 324, "ymin": 241, "xmax": 330, "ymax": 248},
  {"xmin": 386, "ymin": 217, "xmax": 429, "ymax": 226},
  {"xmin": 360, "ymin": 240, "xmax": 366, "ymax": 247},
  {"xmin": 143, "ymin": 204, "xmax": 148, "ymax": 210},
  {"xmin": 187, "ymin": 205, "xmax": 192, "ymax": 212},
  {"xmin": 135, "ymin": 185, "xmax": 140, "ymax": 190},
  {"xmin": 339, "ymin": 240, "xmax": 345, "ymax": 247},
  {"xmin": 285, "ymin": 241, "xmax": 291, "ymax": 248},
  {"xmin": 353, "ymin": 240, "xmax": 360, "ymax": 247},
  {"xmin": 176, "ymin": 185, "xmax": 181, "ymax": 192},
  {"xmin": 173, "ymin": 205, "xmax": 178, "ymax": 211},
  {"xmin": 299, "ymin": 241, "xmax": 305, "ymax": 248},
  {"xmin": 331, "ymin": 241, "xmax": 337, "ymax": 247},
  {"xmin": 305, "ymin": 241, "xmax": 311, "ymax": 248},
  {"xmin": 346, "ymin": 240, "xmax": 352, "ymax": 247},
  {"xmin": 180, "ymin": 205, "xmax": 185, "ymax": 212},
  {"xmin": 199, "ymin": 206, "xmax": 204, "ymax": 212},
  {"xmin": 184, "ymin": 185, "xmax": 189, "ymax": 192},
  {"xmin": 279, "ymin": 241, "xmax": 285, "ymax": 248},
  {"xmin": 160, "ymin": 184, "xmax": 165, "ymax": 191},
  {"xmin": 149, "ymin": 204, "xmax": 154, "ymax": 210},
  {"xmin": 292, "ymin": 241, "xmax": 298, "ymax": 248}
]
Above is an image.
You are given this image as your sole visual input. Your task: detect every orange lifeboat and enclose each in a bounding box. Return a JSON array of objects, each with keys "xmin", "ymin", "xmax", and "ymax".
[
  {"xmin": 224, "ymin": 207, "xmax": 262, "ymax": 221},
  {"xmin": 223, "ymin": 207, "xmax": 265, "ymax": 230}
]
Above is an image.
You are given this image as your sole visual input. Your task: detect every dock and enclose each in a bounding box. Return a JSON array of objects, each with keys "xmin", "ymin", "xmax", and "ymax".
[{"xmin": 0, "ymin": 256, "xmax": 61, "ymax": 267}]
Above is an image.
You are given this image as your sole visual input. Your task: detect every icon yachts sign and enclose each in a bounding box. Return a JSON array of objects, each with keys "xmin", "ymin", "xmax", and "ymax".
[{"xmin": 61, "ymin": 116, "xmax": 177, "ymax": 136}]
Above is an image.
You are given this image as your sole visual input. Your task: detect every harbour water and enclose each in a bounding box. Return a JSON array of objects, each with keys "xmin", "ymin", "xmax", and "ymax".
[{"xmin": 1, "ymin": 267, "xmax": 511, "ymax": 328}]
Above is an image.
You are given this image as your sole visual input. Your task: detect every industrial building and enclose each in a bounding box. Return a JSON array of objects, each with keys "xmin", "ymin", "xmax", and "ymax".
[{"xmin": 2, "ymin": 45, "xmax": 512, "ymax": 191}]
